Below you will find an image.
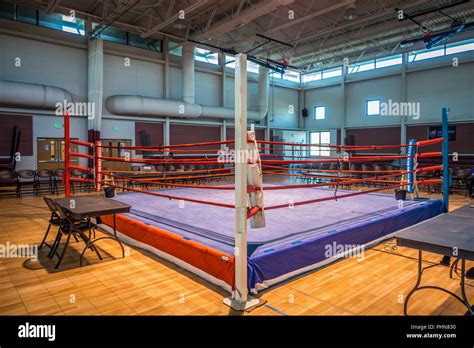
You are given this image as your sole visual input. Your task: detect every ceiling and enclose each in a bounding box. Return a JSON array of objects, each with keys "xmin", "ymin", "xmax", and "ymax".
[{"xmin": 7, "ymin": 0, "xmax": 474, "ymax": 72}]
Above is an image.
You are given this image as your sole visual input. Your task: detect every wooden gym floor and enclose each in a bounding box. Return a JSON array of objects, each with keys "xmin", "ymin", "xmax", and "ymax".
[{"xmin": 0, "ymin": 186, "xmax": 471, "ymax": 316}]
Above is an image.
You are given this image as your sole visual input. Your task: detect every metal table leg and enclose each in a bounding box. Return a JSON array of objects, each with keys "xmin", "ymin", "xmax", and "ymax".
[
  {"xmin": 404, "ymin": 250, "xmax": 473, "ymax": 315},
  {"xmin": 79, "ymin": 213, "xmax": 125, "ymax": 266}
]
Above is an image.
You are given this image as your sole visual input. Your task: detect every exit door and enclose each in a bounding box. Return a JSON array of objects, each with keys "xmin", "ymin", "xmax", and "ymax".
[{"xmin": 37, "ymin": 138, "xmax": 78, "ymax": 171}]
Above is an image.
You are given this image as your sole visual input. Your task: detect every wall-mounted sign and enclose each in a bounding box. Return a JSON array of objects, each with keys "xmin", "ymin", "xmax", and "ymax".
[
  {"xmin": 113, "ymin": 125, "xmax": 120, "ymax": 132},
  {"xmin": 428, "ymin": 126, "xmax": 456, "ymax": 141},
  {"xmin": 54, "ymin": 123, "xmax": 62, "ymax": 129}
]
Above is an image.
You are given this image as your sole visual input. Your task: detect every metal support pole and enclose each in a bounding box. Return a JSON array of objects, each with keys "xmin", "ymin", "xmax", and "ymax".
[
  {"xmin": 95, "ymin": 140, "xmax": 101, "ymax": 192},
  {"xmin": 407, "ymin": 139, "xmax": 416, "ymax": 193},
  {"xmin": 442, "ymin": 107, "xmax": 450, "ymax": 213},
  {"xmin": 223, "ymin": 53, "xmax": 260, "ymax": 311},
  {"xmin": 64, "ymin": 112, "xmax": 71, "ymax": 197}
]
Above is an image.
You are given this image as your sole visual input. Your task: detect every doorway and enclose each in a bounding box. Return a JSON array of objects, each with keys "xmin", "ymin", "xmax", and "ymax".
[{"xmin": 37, "ymin": 138, "xmax": 78, "ymax": 171}]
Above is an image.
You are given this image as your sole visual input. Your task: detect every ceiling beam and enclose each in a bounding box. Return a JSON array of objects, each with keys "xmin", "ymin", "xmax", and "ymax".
[
  {"xmin": 259, "ymin": 0, "xmax": 429, "ymax": 55},
  {"xmin": 192, "ymin": 0, "xmax": 295, "ymax": 42},
  {"xmin": 295, "ymin": 11, "xmax": 474, "ymax": 70},
  {"xmin": 264, "ymin": 0, "xmax": 353, "ymax": 35},
  {"xmin": 46, "ymin": 0, "xmax": 61, "ymax": 14},
  {"xmin": 141, "ymin": 0, "xmax": 209, "ymax": 38},
  {"xmin": 288, "ymin": 2, "xmax": 473, "ymax": 63}
]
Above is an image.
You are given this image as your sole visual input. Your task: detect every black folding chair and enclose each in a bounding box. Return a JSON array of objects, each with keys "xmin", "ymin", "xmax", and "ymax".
[
  {"xmin": 17, "ymin": 169, "xmax": 36, "ymax": 198},
  {"xmin": 39, "ymin": 197, "xmax": 62, "ymax": 256},
  {"xmin": 36, "ymin": 169, "xmax": 53, "ymax": 195},
  {"xmin": 48, "ymin": 202, "xmax": 102, "ymax": 269}
]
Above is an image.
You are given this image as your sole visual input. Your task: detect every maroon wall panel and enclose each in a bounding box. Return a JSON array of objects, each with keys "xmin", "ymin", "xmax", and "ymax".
[
  {"xmin": 226, "ymin": 127, "xmax": 265, "ymax": 141},
  {"xmin": 170, "ymin": 124, "xmax": 221, "ymax": 150},
  {"xmin": 407, "ymin": 123, "xmax": 474, "ymax": 154},
  {"xmin": 135, "ymin": 122, "xmax": 164, "ymax": 155},
  {"xmin": 0, "ymin": 114, "xmax": 33, "ymax": 156},
  {"xmin": 338, "ymin": 127, "xmax": 401, "ymax": 152},
  {"xmin": 135, "ymin": 122, "xmax": 164, "ymax": 146}
]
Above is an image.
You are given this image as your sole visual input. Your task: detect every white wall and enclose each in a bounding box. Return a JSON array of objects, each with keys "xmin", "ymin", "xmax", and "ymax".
[
  {"xmin": 269, "ymin": 85, "xmax": 299, "ymax": 129},
  {"xmin": 0, "ymin": 33, "xmax": 87, "ymax": 102},
  {"xmin": 304, "ymin": 84, "xmax": 343, "ymax": 130},
  {"xmin": 101, "ymin": 119, "xmax": 135, "ymax": 143},
  {"xmin": 303, "ymin": 59, "xmax": 474, "ymax": 135},
  {"xmin": 407, "ymin": 62, "xmax": 474, "ymax": 123},
  {"xmin": 103, "ymin": 53, "xmax": 164, "ymax": 107}
]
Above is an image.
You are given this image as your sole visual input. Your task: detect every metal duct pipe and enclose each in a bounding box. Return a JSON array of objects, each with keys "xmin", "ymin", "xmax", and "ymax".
[
  {"xmin": 0, "ymin": 80, "xmax": 72, "ymax": 109},
  {"xmin": 106, "ymin": 95, "xmax": 202, "ymax": 118},
  {"xmin": 106, "ymin": 48, "xmax": 270, "ymax": 121},
  {"xmin": 182, "ymin": 42, "xmax": 195, "ymax": 104},
  {"xmin": 106, "ymin": 95, "xmax": 265, "ymax": 120}
]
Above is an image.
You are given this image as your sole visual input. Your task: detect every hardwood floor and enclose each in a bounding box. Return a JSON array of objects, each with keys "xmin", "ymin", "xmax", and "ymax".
[{"xmin": 0, "ymin": 188, "xmax": 471, "ymax": 316}]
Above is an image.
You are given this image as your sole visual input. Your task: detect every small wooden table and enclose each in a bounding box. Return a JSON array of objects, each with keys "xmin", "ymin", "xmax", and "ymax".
[{"xmin": 54, "ymin": 196, "xmax": 131, "ymax": 266}]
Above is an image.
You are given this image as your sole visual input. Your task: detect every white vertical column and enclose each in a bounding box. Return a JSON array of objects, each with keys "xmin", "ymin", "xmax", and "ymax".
[
  {"xmin": 182, "ymin": 42, "xmax": 195, "ymax": 104},
  {"xmin": 220, "ymin": 53, "xmax": 226, "ymax": 107},
  {"xmin": 221, "ymin": 119, "xmax": 227, "ymax": 150},
  {"xmin": 164, "ymin": 117, "xmax": 170, "ymax": 155},
  {"xmin": 163, "ymin": 37, "xmax": 170, "ymax": 99},
  {"xmin": 88, "ymin": 38, "xmax": 104, "ymax": 131},
  {"xmin": 340, "ymin": 64, "xmax": 347, "ymax": 145},
  {"xmin": 223, "ymin": 54, "xmax": 260, "ymax": 311}
]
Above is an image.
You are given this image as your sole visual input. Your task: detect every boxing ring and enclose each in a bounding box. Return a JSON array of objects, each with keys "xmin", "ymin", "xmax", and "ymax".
[
  {"xmin": 99, "ymin": 186, "xmax": 443, "ymax": 293},
  {"xmin": 61, "ymin": 57, "xmax": 450, "ymax": 309},
  {"xmin": 62, "ymin": 120, "xmax": 447, "ymax": 294}
]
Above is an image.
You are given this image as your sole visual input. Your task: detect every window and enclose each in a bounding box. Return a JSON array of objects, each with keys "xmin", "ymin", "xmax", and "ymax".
[
  {"xmin": 169, "ymin": 42, "xmax": 183, "ymax": 56},
  {"xmin": 100, "ymin": 26, "xmax": 126, "ymax": 44},
  {"xmin": 322, "ymin": 67, "xmax": 342, "ymax": 79},
  {"xmin": 270, "ymin": 72, "xmax": 283, "ymax": 80},
  {"xmin": 408, "ymin": 47, "xmax": 445, "ymax": 62},
  {"xmin": 225, "ymin": 55, "xmax": 235, "ymax": 69},
  {"xmin": 247, "ymin": 61, "xmax": 260, "ymax": 74},
  {"xmin": 314, "ymin": 106, "xmax": 326, "ymax": 120},
  {"xmin": 283, "ymin": 71, "xmax": 300, "ymax": 82},
  {"xmin": 129, "ymin": 33, "xmax": 162, "ymax": 52},
  {"xmin": 16, "ymin": 5, "xmax": 36, "ymax": 25},
  {"xmin": 348, "ymin": 60, "xmax": 375, "ymax": 74},
  {"xmin": 310, "ymin": 131, "xmax": 331, "ymax": 157},
  {"xmin": 0, "ymin": 1, "xmax": 15, "ymax": 20},
  {"xmin": 376, "ymin": 54, "xmax": 402, "ymax": 69},
  {"xmin": 366, "ymin": 99, "xmax": 381, "ymax": 116},
  {"xmin": 302, "ymin": 71, "xmax": 322, "ymax": 83},
  {"xmin": 39, "ymin": 12, "xmax": 85, "ymax": 36},
  {"xmin": 195, "ymin": 47, "xmax": 219, "ymax": 65},
  {"xmin": 446, "ymin": 40, "xmax": 474, "ymax": 55}
]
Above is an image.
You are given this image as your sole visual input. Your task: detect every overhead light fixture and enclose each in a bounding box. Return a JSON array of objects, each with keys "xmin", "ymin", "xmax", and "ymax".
[{"xmin": 344, "ymin": 3, "xmax": 359, "ymax": 21}]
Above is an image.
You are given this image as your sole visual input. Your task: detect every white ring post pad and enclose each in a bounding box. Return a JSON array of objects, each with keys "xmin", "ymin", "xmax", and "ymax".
[{"xmin": 247, "ymin": 130, "xmax": 265, "ymax": 229}]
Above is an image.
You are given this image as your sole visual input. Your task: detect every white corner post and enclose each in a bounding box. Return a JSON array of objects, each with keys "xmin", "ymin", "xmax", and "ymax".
[
  {"xmin": 223, "ymin": 53, "xmax": 260, "ymax": 311},
  {"xmin": 400, "ymin": 52, "xmax": 408, "ymax": 154}
]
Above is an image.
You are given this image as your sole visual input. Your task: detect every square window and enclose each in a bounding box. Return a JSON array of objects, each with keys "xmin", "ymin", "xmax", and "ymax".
[
  {"xmin": 314, "ymin": 106, "xmax": 325, "ymax": 120},
  {"xmin": 309, "ymin": 131, "xmax": 330, "ymax": 157},
  {"xmin": 366, "ymin": 100, "xmax": 380, "ymax": 116},
  {"xmin": 320, "ymin": 132, "xmax": 330, "ymax": 144}
]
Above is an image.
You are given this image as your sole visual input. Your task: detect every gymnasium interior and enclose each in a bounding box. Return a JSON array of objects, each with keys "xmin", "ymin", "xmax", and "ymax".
[{"xmin": 0, "ymin": 0, "xmax": 474, "ymax": 322}]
